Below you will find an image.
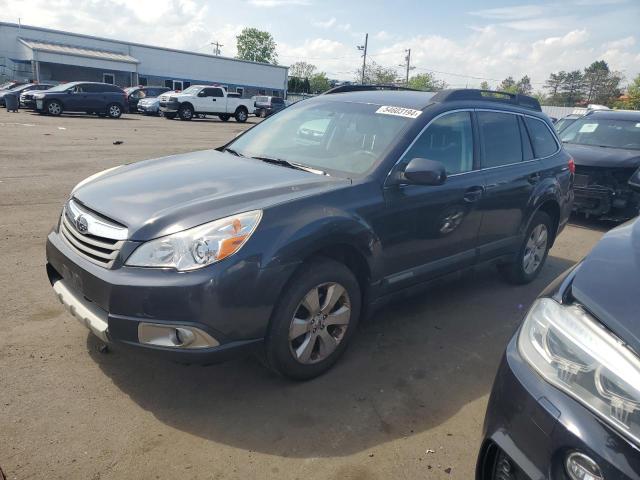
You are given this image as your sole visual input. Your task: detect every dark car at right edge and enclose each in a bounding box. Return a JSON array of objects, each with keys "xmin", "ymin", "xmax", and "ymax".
[
  {"xmin": 560, "ymin": 110, "xmax": 640, "ymax": 221},
  {"xmin": 477, "ymin": 209, "xmax": 640, "ymax": 479}
]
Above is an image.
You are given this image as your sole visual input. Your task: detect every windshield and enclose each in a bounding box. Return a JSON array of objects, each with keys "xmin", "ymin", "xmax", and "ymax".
[
  {"xmin": 554, "ymin": 117, "xmax": 578, "ymax": 133},
  {"xmin": 181, "ymin": 86, "xmax": 201, "ymax": 95},
  {"xmin": 228, "ymin": 99, "xmax": 413, "ymax": 175},
  {"xmin": 560, "ymin": 117, "xmax": 640, "ymax": 150},
  {"xmin": 45, "ymin": 83, "xmax": 76, "ymax": 92}
]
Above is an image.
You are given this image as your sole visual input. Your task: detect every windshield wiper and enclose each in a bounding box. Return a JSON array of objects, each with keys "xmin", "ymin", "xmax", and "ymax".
[
  {"xmin": 222, "ymin": 147, "xmax": 245, "ymax": 157},
  {"xmin": 251, "ymin": 156, "xmax": 327, "ymax": 175}
]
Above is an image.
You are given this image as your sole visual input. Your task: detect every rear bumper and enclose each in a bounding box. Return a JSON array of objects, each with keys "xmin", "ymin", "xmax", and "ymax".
[
  {"xmin": 46, "ymin": 229, "xmax": 297, "ymax": 364},
  {"xmin": 477, "ymin": 336, "xmax": 640, "ymax": 479},
  {"xmin": 573, "ymin": 185, "xmax": 639, "ymax": 220}
]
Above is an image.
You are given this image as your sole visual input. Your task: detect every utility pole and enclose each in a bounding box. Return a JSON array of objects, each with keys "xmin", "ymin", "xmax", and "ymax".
[
  {"xmin": 402, "ymin": 48, "xmax": 414, "ymax": 85},
  {"xmin": 357, "ymin": 33, "xmax": 368, "ymax": 84},
  {"xmin": 210, "ymin": 41, "xmax": 223, "ymax": 56}
]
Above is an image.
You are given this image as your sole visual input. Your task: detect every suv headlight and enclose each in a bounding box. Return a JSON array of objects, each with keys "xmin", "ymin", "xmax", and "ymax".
[
  {"xmin": 519, "ymin": 298, "xmax": 640, "ymax": 445},
  {"xmin": 126, "ymin": 210, "xmax": 262, "ymax": 271}
]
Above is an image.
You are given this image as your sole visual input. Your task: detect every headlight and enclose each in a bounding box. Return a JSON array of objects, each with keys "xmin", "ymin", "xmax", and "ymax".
[
  {"xmin": 125, "ymin": 210, "xmax": 262, "ymax": 271},
  {"xmin": 519, "ymin": 298, "xmax": 640, "ymax": 445}
]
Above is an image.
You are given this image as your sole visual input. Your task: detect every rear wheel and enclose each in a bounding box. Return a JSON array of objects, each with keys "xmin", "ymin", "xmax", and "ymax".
[
  {"xmin": 498, "ymin": 211, "xmax": 552, "ymax": 284},
  {"xmin": 235, "ymin": 107, "xmax": 248, "ymax": 123},
  {"xmin": 218, "ymin": 114, "xmax": 230, "ymax": 122},
  {"xmin": 264, "ymin": 258, "xmax": 361, "ymax": 380},
  {"xmin": 258, "ymin": 108, "xmax": 267, "ymax": 118},
  {"xmin": 107, "ymin": 103, "xmax": 122, "ymax": 119},
  {"xmin": 46, "ymin": 100, "xmax": 62, "ymax": 116},
  {"xmin": 178, "ymin": 104, "xmax": 194, "ymax": 121}
]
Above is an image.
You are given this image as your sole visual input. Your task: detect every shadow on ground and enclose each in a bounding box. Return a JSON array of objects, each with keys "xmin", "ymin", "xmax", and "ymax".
[{"xmin": 89, "ymin": 255, "xmax": 573, "ymax": 458}]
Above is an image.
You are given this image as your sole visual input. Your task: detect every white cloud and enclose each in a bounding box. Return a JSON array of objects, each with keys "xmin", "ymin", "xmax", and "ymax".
[
  {"xmin": 248, "ymin": 0, "xmax": 310, "ymax": 6},
  {"xmin": 313, "ymin": 17, "xmax": 336, "ymax": 28},
  {"xmin": 469, "ymin": 5, "xmax": 546, "ymax": 20}
]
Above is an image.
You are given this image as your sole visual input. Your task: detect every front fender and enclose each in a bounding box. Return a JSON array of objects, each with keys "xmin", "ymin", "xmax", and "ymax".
[{"xmin": 258, "ymin": 203, "xmax": 382, "ymax": 282}]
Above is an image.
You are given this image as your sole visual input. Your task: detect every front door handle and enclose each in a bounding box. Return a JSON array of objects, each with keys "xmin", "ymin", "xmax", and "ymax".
[
  {"xmin": 464, "ymin": 185, "xmax": 484, "ymax": 203},
  {"xmin": 212, "ymin": 98, "xmax": 216, "ymax": 101}
]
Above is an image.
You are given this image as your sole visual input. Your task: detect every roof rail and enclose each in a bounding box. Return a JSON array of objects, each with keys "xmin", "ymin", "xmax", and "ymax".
[
  {"xmin": 430, "ymin": 89, "xmax": 542, "ymax": 112},
  {"xmin": 322, "ymin": 84, "xmax": 418, "ymax": 95}
]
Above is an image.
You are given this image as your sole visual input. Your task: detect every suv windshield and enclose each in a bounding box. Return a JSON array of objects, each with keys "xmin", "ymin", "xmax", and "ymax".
[
  {"xmin": 560, "ymin": 116, "xmax": 640, "ymax": 150},
  {"xmin": 228, "ymin": 100, "xmax": 412, "ymax": 175}
]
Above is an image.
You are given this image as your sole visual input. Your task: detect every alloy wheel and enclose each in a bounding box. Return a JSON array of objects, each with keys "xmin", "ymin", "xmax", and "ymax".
[
  {"xmin": 48, "ymin": 102, "xmax": 61, "ymax": 115},
  {"xmin": 109, "ymin": 105, "xmax": 121, "ymax": 117},
  {"xmin": 523, "ymin": 224, "xmax": 548, "ymax": 275},
  {"xmin": 288, "ymin": 282, "xmax": 351, "ymax": 364}
]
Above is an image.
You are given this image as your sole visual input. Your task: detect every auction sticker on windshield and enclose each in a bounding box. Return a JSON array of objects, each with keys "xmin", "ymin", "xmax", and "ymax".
[
  {"xmin": 376, "ymin": 105, "xmax": 422, "ymax": 119},
  {"xmin": 579, "ymin": 123, "xmax": 598, "ymax": 133}
]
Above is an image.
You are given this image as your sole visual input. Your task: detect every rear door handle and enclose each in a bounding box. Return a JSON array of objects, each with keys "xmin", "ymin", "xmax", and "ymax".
[{"xmin": 464, "ymin": 185, "xmax": 484, "ymax": 203}]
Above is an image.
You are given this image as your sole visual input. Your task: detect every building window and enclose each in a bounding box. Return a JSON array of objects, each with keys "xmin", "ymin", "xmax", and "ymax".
[
  {"xmin": 183, "ymin": 81, "xmax": 191, "ymax": 89},
  {"xmin": 103, "ymin": 73, "xmax": 115, "ymax": 84},
  {"xmin": 139, "ymin": 76, "xmax": 148, "ymax": 86},
  {"xmin": 164, "ymin": 79, "xmax": 173, "ymax": 89},
  {"xmin": 236, "ymin": 87, "xmax": 244, "ymax": 97},
  {"xmin": 258, "ymin": 89, "xmax": 266, "ymax": 95},
  {"xmin": 173, "ymin": 80, "xmax": 183, "ymax": 91},
  {"xmin": 272, "ymin": 90, "xmax": 281, "ymax": 97}
]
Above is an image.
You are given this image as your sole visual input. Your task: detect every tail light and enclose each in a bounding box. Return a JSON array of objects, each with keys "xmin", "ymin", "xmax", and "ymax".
[{"xmin": 568, "ymin": 156, "xmax": 575, "ymax": 174}]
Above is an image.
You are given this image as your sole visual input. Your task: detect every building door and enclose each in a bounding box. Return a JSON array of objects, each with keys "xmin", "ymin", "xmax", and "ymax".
[{"xmin": 173, "ymin": 80, "xmax": 183, "ymax": 91}]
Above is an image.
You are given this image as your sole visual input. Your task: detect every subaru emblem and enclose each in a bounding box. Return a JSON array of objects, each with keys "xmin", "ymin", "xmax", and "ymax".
[{"xmin": 76, "ymin": 215, "xmax": 88, "ymax": 234}]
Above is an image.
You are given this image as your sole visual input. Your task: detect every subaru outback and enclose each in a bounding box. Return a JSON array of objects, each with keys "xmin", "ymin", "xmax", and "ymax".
[{"xmin": 46, "ymin": 89, "xmax": 573, "ymax": 379}]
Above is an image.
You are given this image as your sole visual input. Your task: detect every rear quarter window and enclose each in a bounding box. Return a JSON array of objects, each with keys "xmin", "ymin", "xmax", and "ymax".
[
  {"xmin": 524, "ymin": 117, "xmax": 558, "ymax": 158},
  {"xmin": 478, "ymin": 111, "xmax": 523, "ymax": 168}
]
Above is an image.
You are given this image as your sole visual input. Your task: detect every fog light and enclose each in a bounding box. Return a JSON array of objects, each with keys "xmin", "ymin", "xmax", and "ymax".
[
  {"xmin": 565, "ymin": 452, "xmax": 604, "ymax": 480},
  {"xmin": 138, "ymin": 323, "xmax": 219, "ymax": 349}
]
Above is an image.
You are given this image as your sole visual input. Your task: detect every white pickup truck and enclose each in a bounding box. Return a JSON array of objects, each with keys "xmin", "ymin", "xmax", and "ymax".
[{"xmin": 159, "ymin": 85, "xmax": 254, "ymax": 122}]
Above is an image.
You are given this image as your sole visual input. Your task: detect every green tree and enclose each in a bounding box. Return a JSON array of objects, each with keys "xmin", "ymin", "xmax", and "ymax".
[
  {"xmin": 544, "ymin": 71, "xmax": 566, "ymax": 102},
  {"xmin": 581, "ymin": 60, "xmax": 623, "ymax": 106},
  {"xmin": 309, "ymin": 72, "xmax": 331, "ymax": 93},
  {"xmin": 357, "ymin": 60, "xmax": 398, "ymax": 84},
  {"xmin": 236, "ymin": 28, "xmax": 278, "ymax": 64},
  {"xmin": 407, "ymin": 72, "xmax": 447, "ymax": 91},
  {"xmin": 516, "ymin": 75, "xmax": 532, "ymax": 95},
  {"xmin": 560, "ymin": 70, "xmax": 585, "ymax": 106},
  {"xmin": 498, "ymin": 76, "xmax": 517, "ymax": 93},
  {"xmin": 616, "ymin": 74, "xmax": 640, "ymax": 110},
  {"xmin": 289, "ymin": 61, "xmax": 316, "ymax": 79},
  {"xmin": 479, "ymin": 81, "xmax": 491, "ymax": 90}
]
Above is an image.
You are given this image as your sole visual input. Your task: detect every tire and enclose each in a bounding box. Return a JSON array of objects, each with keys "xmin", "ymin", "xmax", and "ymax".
[
  {"xmin": 178, "ymin": 104, "xmax": 193, "ymax": 121},
  {"xmin": 218, "ymin": 114, "xmax": 230, "ymax": 122},
  {"xmin": 234, "ymin": 107, "xmax": 248, "ymax": 123},
  {"xmin": 258, "ymin": 109, "xmax": 267, "ymax": 118},
  {"xmin": 498, "ymin": 211, "xmax": 553, "ymax": 284},
  {"xmin": 163, "ymin": 112, "xmax": 177, "ymax": 120},
  {"xmin": 264, "ymin": 258, "xmax": 361, "ymax": 380},
  {"xmin": 46, "ymin": 100, "xmax": 62, "ymax": 116}
]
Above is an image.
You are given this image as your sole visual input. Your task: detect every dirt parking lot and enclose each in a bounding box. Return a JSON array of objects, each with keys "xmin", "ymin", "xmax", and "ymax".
[{"xmin": 0, "ymin": 110, "xmax": 607, "ymax": 480}]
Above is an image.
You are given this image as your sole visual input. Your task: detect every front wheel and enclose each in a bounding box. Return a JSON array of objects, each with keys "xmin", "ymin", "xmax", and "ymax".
[
  {"xmin": 498, "ymin": 211, "xmax": 552, "ymax": 284},
  {"xmin": 264, "ymin": 258, "xmax": 361, "ymax": 380},
  {"xmin": 234, "ymin": 108, "xmax": 248, "ymax": 123},
  {"xmin": 46, "ymin": 100, "xmax": 62, "ymax": 116},
  {"xmin": 178, "ymin": 104, "xmax": 193, "ymax": 121},
  {"xmin": 106, "ymin": 103, "xmax": 122, "ymax": 119}
]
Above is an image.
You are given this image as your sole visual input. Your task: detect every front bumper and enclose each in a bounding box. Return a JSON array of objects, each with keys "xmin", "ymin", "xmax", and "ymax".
[
  {"xmin": 159, "ymin": 101, "xmax": 179, "ymax": 113},
  {"xmin": 137, "ymin": 103, "xmax": 158, "ymax": 113},
  {"xmin": 46, "ymin": 229, "xmax": 296, "ymax": 364},
  {"xmin": 477, "ymin": 336, "xmax": 640, "ymax": 479}
]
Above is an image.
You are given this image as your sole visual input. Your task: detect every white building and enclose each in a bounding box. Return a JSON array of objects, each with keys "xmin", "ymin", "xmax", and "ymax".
[{"xmin": 0, "ymin": 22, "xmax": 288, "ymax": 98}]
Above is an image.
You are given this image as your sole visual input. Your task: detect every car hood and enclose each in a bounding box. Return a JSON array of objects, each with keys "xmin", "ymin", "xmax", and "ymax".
[
  {"xmin": 571, "ymin": 218, "xmax": 640, "ymax": 354},
  {"xmin": 563, "ymin": 143, "xmax": 640, "ymax": 169},
  {"xmin": 72, "ymin": 149, "xmax": 349, "ymax": 241}
]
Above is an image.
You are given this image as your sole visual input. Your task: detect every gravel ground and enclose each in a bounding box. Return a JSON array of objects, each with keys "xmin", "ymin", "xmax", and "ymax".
[{"xmin": 0, "ymin": 110, "xmax": 607, "ymax": 479}]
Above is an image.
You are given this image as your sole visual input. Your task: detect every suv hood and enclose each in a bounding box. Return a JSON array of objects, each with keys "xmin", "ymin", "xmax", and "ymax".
[
  {"xmin": 564, "ymin": 143, "xmax": 640, "ymax": 169},
  {"xmin": 571, "ymin": 218, "xmax": 640, "ymax": 354},
  {"xmin": 72, "ymin": 149, "xmax": 348, "ymax": 241}
]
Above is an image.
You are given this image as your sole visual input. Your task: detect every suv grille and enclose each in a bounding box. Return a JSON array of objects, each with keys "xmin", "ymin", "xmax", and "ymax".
[{"xmin": 60, "ymin": 200, "xmax": 127, "ymax": 268}]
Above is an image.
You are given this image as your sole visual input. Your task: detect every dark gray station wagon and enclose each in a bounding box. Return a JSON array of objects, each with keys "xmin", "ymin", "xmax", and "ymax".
[{"xmin": 46, "ymin": 89, "xmax": 573, "ymax": 379}]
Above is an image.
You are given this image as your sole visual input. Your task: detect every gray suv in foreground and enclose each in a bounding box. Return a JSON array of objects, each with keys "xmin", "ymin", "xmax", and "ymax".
[{"xmin": 46, "ymin": 89, "xmax": 573, "ymax": 379}]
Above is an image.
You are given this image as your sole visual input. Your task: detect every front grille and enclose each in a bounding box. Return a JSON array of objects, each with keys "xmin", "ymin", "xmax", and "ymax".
[{"xmin": 60, "ymin": 200, "xmax": 127, "ymax": 268}]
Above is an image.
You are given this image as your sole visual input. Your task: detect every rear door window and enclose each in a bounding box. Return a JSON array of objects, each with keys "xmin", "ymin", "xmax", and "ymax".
[
  {"xmin": 404, "ymin": 111, "xmax": 474, "ymax": 175},
  {"xmin": 478, "ymin": 111, "xmax": 523, "ymax": 168},
  {"xmin": 524, "ymin": 117, "xmax": 559, "ymax": 158}
]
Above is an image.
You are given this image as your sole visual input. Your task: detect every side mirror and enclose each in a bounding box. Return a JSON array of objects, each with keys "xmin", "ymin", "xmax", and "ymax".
[
  {"xmin": 629, "ymin": 169, "xmax": 640, "ymax": 193},
  {"xmin": 402, "ymin": 158, "xmax": 447, "ymax": 186}
]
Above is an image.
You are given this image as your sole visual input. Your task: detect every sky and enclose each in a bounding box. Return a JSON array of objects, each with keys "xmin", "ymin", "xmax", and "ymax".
[{"xmin": 1, "ymin": 0, "xmax": 639, "ymax": 90}]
